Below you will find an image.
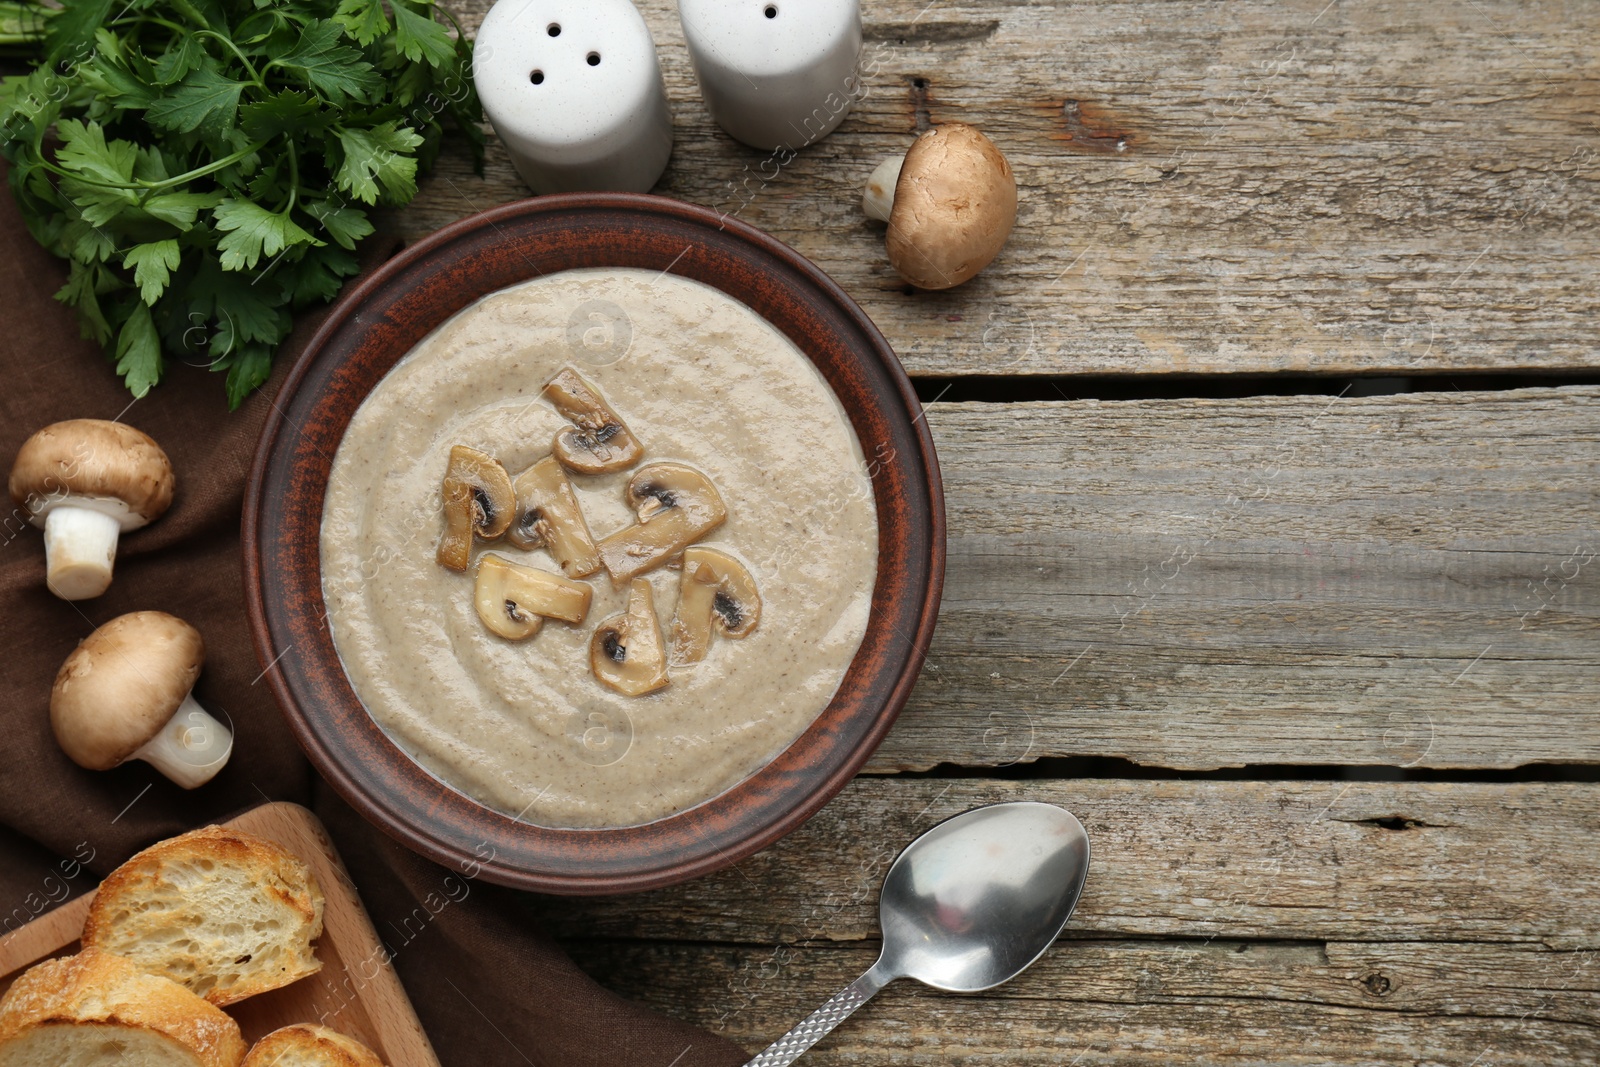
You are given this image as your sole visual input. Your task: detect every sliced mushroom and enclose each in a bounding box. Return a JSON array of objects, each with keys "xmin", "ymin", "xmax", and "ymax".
[
  {"xmin": 596, "ymin": 463, "xmax": 728, "ymax": 582},
  {"xmin": 437, "ymin": 446, "xmax": 515, "ymax": 571},
  {"xmin": 590, "ymin": 579, "xmax": 670, "ymax": 696},
  {"xmin": 670, "ymin": 547, "xmax": 762, "ymax": 664},
  {"xmin": 544, "ymin": 367, "xmax": 644, "ymax": 475},
  {"xmin": 506, "ymin": 456, "xmax": 602, "ymax": 578},
  {"xmin": 473, "ymin": 553, "xmax": 593, "ymax": 640}
]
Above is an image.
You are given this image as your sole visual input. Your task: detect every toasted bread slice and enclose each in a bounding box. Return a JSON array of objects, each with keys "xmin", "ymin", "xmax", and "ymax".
[
  {"xmin": 0, "ymin": 948, "xmax": 246, "ymax": 1067},
  {"xmin": 81, "ymin": 825, "xmax": 325, "ymax": 1006},
  {"xmin": 242, "ymin": 1024, "xmax": 386, "ymax": 1067}
]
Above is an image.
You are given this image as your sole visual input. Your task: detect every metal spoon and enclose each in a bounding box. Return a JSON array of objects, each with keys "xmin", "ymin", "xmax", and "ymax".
[{"xmin": 745, "ymin": 801, "xmax": 1091, "ymax": 1066}]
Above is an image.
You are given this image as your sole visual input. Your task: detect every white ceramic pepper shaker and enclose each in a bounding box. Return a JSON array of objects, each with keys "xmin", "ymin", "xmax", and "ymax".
[
  {"xmin": 678, "ymin": 0, "xmax": 862, "ymax": 152},
  {"xmin": 474, "ymin": 0, "xmax": 673, "ymax": 193}
]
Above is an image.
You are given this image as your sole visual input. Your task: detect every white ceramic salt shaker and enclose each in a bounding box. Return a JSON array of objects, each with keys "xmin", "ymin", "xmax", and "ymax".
[
  {"xmin": 474, "ymin": 0, "xmax": 673, "ymax": 193},
  {"xmin": 678, "ymin": 0, "xmax": 862, "ymax": 152}
]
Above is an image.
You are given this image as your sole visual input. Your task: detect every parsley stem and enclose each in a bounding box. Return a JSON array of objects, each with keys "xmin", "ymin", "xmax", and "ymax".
[
  {"xmin": 137, "ymin": 140, "xmax": 270, "ymax": 192},
  {"xmin": 167, "ymin": 0, "xmax": 211, "ymax": 31},
  {"xmin": 283, "ymin": 141, "xmax": 299, "ymax": 214},
  {"xmin": 435, "ymin": 2, "xmax": 469, "ymax": 39},
  {"xmin": 195, "ymin": 29, "xmax": 264, "ymax": 86},
  {"xmin": 21, "ymin": 136, "xmax": 269, "ymax": 194},
  {"xmin": 105, "ymin": 16, "xmax": 265, "ymax": 88}
]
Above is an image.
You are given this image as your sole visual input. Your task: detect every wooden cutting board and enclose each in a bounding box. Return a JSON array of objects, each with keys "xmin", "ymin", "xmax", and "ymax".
[{"xmin": 0, "ymin": 802, "xmax": 440, "ymax": 1066}]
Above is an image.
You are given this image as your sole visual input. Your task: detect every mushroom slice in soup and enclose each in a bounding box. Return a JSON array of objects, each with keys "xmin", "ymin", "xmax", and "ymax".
[
  {"xmin": 590, "ymin": 579, "xmax": 670, "ymax": 696},
  {"xmin": 507, "ymin": 456, "xmax": 602, "ymax": 578},
  {"xmin": 474, "ymin": 553, "xmax": 593, "ymax": 640},
  {"xmin": 437, "ymin": 446, "xmax": 515, "ymax": 571},
  {"xmin": 544, "ymin": 367, "xmax": 644, "ymax": 475},
  {"xmin": 597, "ymin": 463, "xmax": 727, "ymax": 582},
  {"xmin": 670, "ymin": 547, "xmax": 762, "ymax": 664}
]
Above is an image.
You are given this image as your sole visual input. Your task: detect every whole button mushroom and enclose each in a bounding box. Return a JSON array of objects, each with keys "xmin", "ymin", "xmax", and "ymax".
[
  {"xmin": 861, "ymin": 123, "xmax": 1018, "ymax": 290},
  {"xmin": 8, "ymin": 419, "xmax": 175, "ymax": 600},
  {"xmin": 51, "ymin": 612, "xmax": 234, "ymax": 789}
]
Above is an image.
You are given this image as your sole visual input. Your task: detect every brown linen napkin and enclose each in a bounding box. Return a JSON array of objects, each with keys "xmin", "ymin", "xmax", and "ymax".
[{"xmin": 0, "ymin": 168, "xmax": 749, "ymax": 1067}]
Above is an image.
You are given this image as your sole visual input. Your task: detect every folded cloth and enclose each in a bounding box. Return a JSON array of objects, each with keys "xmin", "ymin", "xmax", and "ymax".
[{"xmin": 0, "ymin": 167, "xmax": 749, "ymax": 1067}]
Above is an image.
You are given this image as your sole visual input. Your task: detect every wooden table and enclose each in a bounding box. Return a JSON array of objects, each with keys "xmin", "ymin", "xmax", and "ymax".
[{"xmin": 408, "ymin": 0, "xmax": 1600, "ymax": 1061}]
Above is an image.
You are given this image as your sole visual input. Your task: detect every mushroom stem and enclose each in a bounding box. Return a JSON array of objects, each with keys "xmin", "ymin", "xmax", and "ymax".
[
  {"xmin": 42, "ymin": 505, "xmax": 123, "ymax": 601},
  {"xmin": 130, "ymin": 693, "xmax": 233, "ymax": 789},
  {"xmin": 862, "ymin": 155, "xmax": 904, "ymax": 223}
]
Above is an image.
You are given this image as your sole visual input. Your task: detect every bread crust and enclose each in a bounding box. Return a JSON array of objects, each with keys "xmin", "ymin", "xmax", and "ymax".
[
  {"xmin": 242, "ymin": 1024, "xmax": 387, "ymax": 1067},
  {"xmin": 0, "ymin": 948, "xmax": 246, "ymax": 1067},
  {"xmin": 82, "ymin": 825, "xmax": 326, "ymax": 1006}
]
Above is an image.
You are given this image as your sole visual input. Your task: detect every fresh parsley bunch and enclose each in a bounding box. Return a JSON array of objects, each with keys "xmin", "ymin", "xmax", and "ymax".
[{"xmin": 0, "ymin": 0, "xmax": 483, "ymax": 407}]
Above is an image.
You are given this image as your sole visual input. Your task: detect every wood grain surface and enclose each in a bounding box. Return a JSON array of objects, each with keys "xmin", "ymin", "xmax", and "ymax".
[
  {"xmin": 543, "ymin": 777, "xmax": 1600, "ymax": 1065},
  {"xmin": 0, "ymin": 804, "xmax": 439, "ymax": 1067},
  {"xmin": 867, "ymin": 386, "xmax": 1600, "ymax": 773},
  {"xmin": 402, "ymin": 0, "xmax": 1600, "ymax": 378}
]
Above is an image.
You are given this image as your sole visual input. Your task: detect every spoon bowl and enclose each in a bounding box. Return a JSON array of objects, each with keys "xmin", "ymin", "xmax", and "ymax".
[
  {"xmin": 746, "ymin": 802, "xmax": 1090, "ymax": 1066},
  {"xmin": 880, "ymin": 802, "xmax": 1090, "ymax": 992}
]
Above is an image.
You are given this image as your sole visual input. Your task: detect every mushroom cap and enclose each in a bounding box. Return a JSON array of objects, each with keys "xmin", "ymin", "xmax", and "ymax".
[
  {"xmin": 9, "ymin": 419, "xmax": 175, "ymax": 530},
  {"xmin": 51, "ymin": 612, "xmax": 205, "ymax": 770},
  {"xmin": 885, "ymin": 123, "xmax": 1018, "ymax": 291}
]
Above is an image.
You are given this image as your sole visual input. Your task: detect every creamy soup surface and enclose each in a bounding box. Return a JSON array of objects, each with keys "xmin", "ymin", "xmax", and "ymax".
[{"xmin": 320, "ymin": 269, "xmax": 878, "ymax": 828}]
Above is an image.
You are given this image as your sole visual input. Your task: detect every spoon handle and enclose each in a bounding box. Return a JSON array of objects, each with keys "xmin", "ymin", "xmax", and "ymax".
[{"xmin": 744, "ymin": 963, "xmax": 892, "ymax": 1066}]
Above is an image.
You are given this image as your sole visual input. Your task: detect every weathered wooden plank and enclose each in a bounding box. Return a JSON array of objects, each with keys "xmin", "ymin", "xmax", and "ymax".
[
  {"xmin": 537, "ymin": 779, "xmax": 1600, "ymax": 950},
  {"xmin": 565, "ymin": 939, "xmax": 1600, "ymax": 1066},
  {"xmin": 541, "ymin": 778, "xmax": 1600, "ymax": 1064},
  {"xmin": 405, "ymin": 0, "xmax": 1600, "ymax": 376},
  {"xmin": 856, "ymin": 385, "xmax": 1600, "ymax": 772}
]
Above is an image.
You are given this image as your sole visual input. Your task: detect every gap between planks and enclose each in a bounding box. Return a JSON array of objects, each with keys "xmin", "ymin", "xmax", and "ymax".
[
  {"xmin": 866, "ymin": 385, "xmax": 1600, "ymax": 773},
  {"xmin": 534, "ymin": 777, "xmax": 1600, "ymax": 949}
]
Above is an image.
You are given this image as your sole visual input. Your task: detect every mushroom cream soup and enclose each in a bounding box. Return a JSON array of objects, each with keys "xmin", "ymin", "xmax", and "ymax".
[{"xmin": 320, "ymin": 268, "xmax": 878, "ymax": 828}]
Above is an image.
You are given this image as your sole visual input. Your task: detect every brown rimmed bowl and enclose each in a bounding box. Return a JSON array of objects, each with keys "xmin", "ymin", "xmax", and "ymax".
[{"xmin": 243, "ymin": 193, "xmax": 944, "ymax": 895}]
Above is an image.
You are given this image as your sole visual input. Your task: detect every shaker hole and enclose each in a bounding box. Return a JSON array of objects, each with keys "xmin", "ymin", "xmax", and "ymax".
[
  {"xmin": 764, "ymin": 4, "xmax": 777, "ymax": 16},
  {"xmin": 586, "ymin": 51, "xmax": 601, "ymax": 66},
  {"xmin": 530, "ymin": 69, "xmax": 545, "ymax": 84},
  {"xmin": 547, "ymin": 22, "xmax": 561, "ymax": 35}
]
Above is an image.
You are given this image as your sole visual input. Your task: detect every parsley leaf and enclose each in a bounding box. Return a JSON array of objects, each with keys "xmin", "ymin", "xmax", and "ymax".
[
  {"xmin": 153, "ymin": 34, "xmax": 208, "ymax": 86},
  {"xmin": 220, "ymin": 341, "xmax": 274, "ymax": 409},
  {"xmin": 50, "ymin": 121, "xmax": 141, "ymax": 225},
  {"xmin": 124, "ymin": 240, "xmax": 183, "ymax": 304},
  {"xmin": 390, "ymin": 0, "xmax": 454, "ymax": 68},
  {"xmin": 42, "ymin": 0, "xmax": 112, "ymax": 65},
  {"xmin": 274, "ymin": 20, "xmax": 382, "ymax": 102},
  {"xmin": 145, "ymin": 64, "xmax": 246, "ymax": 135},
  {"xmin": 142, "ymin": 191, "xmax": 224, "ymax": 230},
  {"xmin": 335, "ymin": 122, "xmax": 424, "ymax": 204},
  {"xmin": 304, "ymin": 198, "xmax": 374, "ymax": 250},
  {"xmin": 286, "ymin": 244, "xmax": 360, "ymax": 303},
  {"xmin": 239, "ymin": 89, "xmax": 324, "ymax": 141},
  {"xmin": 55, "ymin": 260, "xmax": 113, "ymax": 345},
  {"xmin": 188, "ymin": 259, "xmax": 288, "ymax": 346},
  {"xmin": 114, "ymin": 303, "xmax": 164, "ymax": 398},
  {"xmin": 213, "ymin": 198, "xmax": 322, "ymax": 271},
  {"xmin": 63, "ymin": 218, "xmax": 117, "ymax": 264},
  {"xmin": 82, "ymin": 55, "xmax": 158, "ymax": 110},
  {"xmin": 55, "ymin": 119, "xmax": 138, "ymax": 184},
  {"xmin": 333, "ymin": 0, "xmax": 389, "ymax": 47}
]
